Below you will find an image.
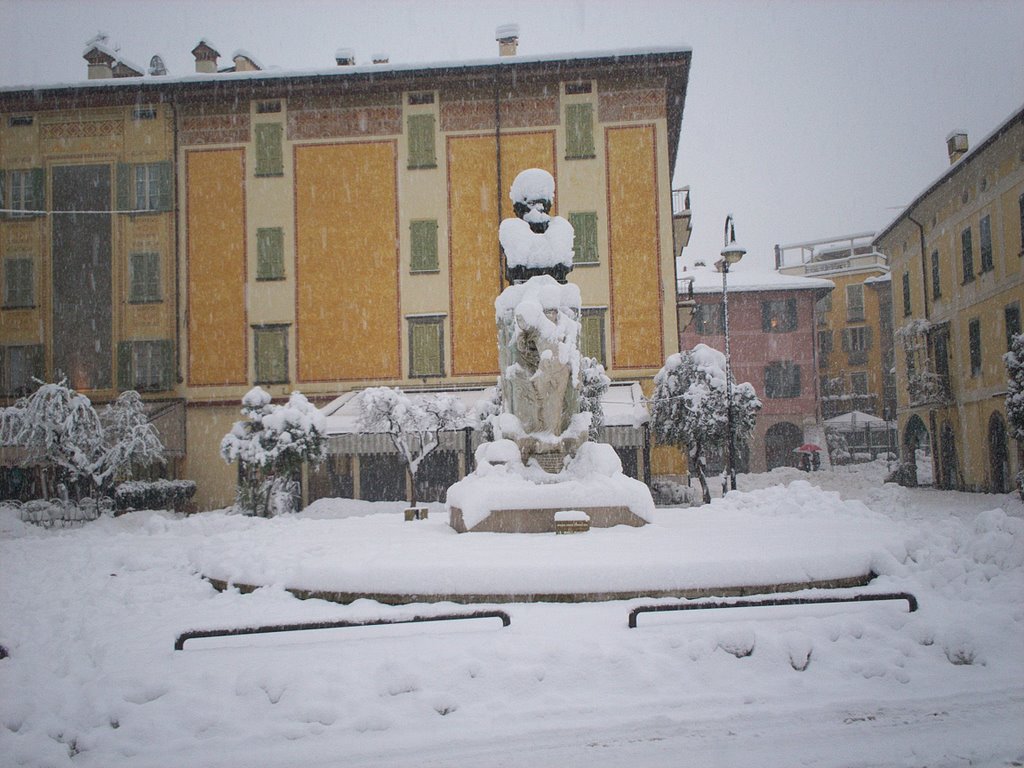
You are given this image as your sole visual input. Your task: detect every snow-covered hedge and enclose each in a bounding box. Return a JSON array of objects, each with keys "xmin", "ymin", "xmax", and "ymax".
[
  {"xmin": 2, "ymin": 497, "xmax": 113, "ymax": 528},
  {"xmin": 114, "ymin": 480, "xmax": 196, "ymax": 513}
]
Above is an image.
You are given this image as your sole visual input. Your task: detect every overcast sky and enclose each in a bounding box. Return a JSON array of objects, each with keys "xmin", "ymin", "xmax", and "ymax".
[{"xmin": 2, "ymin": 0, "xmax": 1022, "ymax": 271}]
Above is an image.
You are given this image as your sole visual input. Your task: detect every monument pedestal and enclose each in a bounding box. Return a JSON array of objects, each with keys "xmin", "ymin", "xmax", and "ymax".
[{"xmin": 449, "ymin": 504, "xmax": 646, "ymax": 534}]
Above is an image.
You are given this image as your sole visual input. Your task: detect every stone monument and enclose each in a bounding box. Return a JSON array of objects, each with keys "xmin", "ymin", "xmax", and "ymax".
[{"xmin": 447, "ymin": 169, "xmax": 654, "ymax": 533}]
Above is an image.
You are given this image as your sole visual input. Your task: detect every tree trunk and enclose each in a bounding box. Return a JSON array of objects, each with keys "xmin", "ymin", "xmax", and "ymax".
[
  {"xmin": 692, "ymin": 445, "xmax": 711, "ymax": 504},
  {"xmin": 407, "ymin": 466, "xmax": 417, "ymax": 507}
]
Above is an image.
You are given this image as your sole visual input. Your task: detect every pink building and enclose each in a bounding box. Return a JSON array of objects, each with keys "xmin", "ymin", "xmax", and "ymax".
[{"xmin": 678, "ymin": 264, "xmax": 833, "ymax": 473}]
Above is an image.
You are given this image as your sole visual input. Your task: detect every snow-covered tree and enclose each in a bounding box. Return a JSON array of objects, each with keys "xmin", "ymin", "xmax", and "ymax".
[
  {"xmin": 473, "ymin": 381, "xmax": 503, "ymax": 442},
  {"xmin": 579, "ymin": 356, "xmax": 610, "ymax": 432},
  {"xmin": 650, "ymin": 345, "xmax": 761, "ymax": 504},
  {"xmin": 95, "ymin": 390, "xmax": 166, "ymax": 491},
  {"xmin": 220, "ymin": 388, "xmax": 326, "ymax": 516},
  {"xmin": 0, "ymin": 379, "xmax": 103, "ymax": 500},
  {"xmin": 357, "ymin": 387, "xmax": 467, "ymax": 507},
  {"xmin": 1005, "ymin": 332, "xmax": 1024, "ymax": 498}
]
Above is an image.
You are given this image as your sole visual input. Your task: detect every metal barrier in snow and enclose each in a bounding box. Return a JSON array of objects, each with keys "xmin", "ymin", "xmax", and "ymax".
[
  {"xmin": 627, "ymin": 592, "xmax": 918, "ymax": 629},
  {"xmin": 174, "ymin": 610, "xmax": 511, "ymax": 650}
]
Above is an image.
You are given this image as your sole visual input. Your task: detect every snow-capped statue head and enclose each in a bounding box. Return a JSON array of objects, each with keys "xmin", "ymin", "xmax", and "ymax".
[
  {"xmin": 510, "ymin": 168, "xmax": 555, "ymax": 233},
  {"xmin": 501, "ymin": 168, "xmax": 574, "ymax": 284}
]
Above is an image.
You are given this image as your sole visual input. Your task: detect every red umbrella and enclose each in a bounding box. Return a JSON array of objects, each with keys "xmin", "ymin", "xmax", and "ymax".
[{"xmin": 793, "ymin": 443, "xmax": 822, "ymax": 454}]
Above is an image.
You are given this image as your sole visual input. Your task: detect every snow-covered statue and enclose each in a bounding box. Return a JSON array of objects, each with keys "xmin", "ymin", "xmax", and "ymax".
[{"xmin": 495, "ymin": 169, "xmax": 588, "ymax": 468}]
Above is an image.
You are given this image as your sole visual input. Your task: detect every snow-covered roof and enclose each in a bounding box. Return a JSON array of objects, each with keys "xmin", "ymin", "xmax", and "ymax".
[
  {"xmin": 1, "ymin": 45, "xmax": 691, "ymax": 94},
  {"xmin": 678, "ymin": 263, "xmax": 834, "ymax": 295},
  {"xmin": 319, "ymin": 382, "xmax": 649, "ymax": 437}
]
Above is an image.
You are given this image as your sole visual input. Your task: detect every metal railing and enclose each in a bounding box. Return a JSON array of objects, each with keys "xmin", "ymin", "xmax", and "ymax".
[{"xmin": 175, "ymin": 610, "xmax": 511, "ymax": 650}]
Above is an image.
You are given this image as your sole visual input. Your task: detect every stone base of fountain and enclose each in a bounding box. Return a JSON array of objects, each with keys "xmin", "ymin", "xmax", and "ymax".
[
  {"xmin": 449, "ymin": 503, "xmax": 646, "ymax": 534},
  {"xmin": 446, "ymin": 440, "xmax": 654, "ymax": 534}
]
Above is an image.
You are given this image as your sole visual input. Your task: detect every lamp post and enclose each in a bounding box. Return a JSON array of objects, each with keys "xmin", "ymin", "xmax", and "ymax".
[{"xmin": 718, "ymin": 215, "xmax": 746, "ymax": 492}]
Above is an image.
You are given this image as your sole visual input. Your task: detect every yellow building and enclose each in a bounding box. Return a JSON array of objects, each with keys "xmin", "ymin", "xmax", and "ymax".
[
  {"xmin": 1, "ymin": 33, "xmax": 692, "ymax": 509},
  {"xmin": 875, "ymin": 107, "xmax": 1024, "ymax": 492},
  {"xmin": 777, "ymin": 233, "xmax": 896, "ymax": 422}
]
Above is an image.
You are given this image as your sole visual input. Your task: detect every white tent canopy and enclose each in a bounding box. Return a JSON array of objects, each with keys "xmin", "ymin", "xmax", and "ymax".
[{"xmin": 824, "ymin": 410, "xmax": 891, "ymax": 431}]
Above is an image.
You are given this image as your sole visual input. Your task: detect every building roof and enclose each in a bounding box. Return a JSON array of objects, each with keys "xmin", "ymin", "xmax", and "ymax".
[
  {"xmin": 874, "ymin": 102, "xmax": 1024, "ymax": 245},
  {"xmin": 678, "ymin": 264, "xmax": 834, "ymax": 295},
  {"xmin": 0, "ymin": 45, "xmax": 692, "ymax": 179}
]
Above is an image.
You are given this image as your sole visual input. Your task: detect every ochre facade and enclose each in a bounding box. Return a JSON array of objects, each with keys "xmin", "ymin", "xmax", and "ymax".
[{"xmin": 1, "ymin": 47, "xmax": 692, "ymax": 510}]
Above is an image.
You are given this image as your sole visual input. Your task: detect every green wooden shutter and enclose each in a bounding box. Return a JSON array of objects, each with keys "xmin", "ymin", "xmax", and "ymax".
[
  {"xmin": 569, "ymin": 212, "xmax": 598, "ymax": 264},
  {"xmin": 116, "ymin": 163, "xmax": 131, "ymax": 211},
  {"xmin": 29, "ymin": 168, "xmax": 44, "ymax": 216},
  {"xmin": 117, "ymin": 341, "xmax": 134, "ymax": 390},
  {"xmin": 565, "ymin": 103, "xmax": 595, "ymax": 159},
  {"xmin": 410, "ymin": 321, "xmax": 442, "ymax": 377},
  {"xmin": 0, "ymin": 169, "xmax": 6, "ymax": 215},
  {"xmin": 255, "ymin": 328, "xmax": 288, "ymax": 383},
  {"xmin": 257, "ymin": 228, "xmax": 285, "ymax": 279},
  {"xmin": 865, "ymin": 326, "xmax": 874, "ymax": 350},
  {"xmin": 156, "ymin": 340, "xmax": 174, "ymax": 390},
  {"xmin": 409, "ymin": 220, "xmax": 438, "ymax": 272},
  {"xmin": 255, "ymin": 124, "xmax": 283, "ymax": 176},
  {"xmin": 841, "ymin": 329, "xmax": 851, "ymax": 353},
  {"xmin": 580, "ymin": 312, "xmax": 605, "ymax": 366},
  {"xmin": 155, "ymin": 161, "xmax": 173, "ymax": 211},
  {"xmin": 407, "ymin": 115, "xmax": 436, "ymax": 169}
]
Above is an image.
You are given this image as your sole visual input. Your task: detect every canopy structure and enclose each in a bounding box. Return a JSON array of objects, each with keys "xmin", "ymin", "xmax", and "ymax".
[{"xmin": 824, "ymin": 410, "xmax": 890, "ymax": 432}]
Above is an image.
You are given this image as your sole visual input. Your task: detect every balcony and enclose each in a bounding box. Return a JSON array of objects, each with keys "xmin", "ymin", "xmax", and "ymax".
[{"xmin": 671, "ymin": 186, "xmax": 692, "ymax": 253}]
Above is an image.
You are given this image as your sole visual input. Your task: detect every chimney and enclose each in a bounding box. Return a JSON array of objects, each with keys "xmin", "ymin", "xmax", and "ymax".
[
  {"xmin": 946, "ymin": 130, "xmax": 968, "ymax": 165},
  {"xmin": 372, "ymin": 52, "xmax": 389, "ymax": 65},
  {"xmin": 335, "ymin": 47, "xmax": 355, "ymax": 66},
  {"xmin": 192, "ymin": 39, "xmax": 220, "ymax": 74},
  {"xmin": 232, "ymin": 51, "xmax": 262, "ymax": 72},
  {"xmin": 496, "ymin": 23, "xmax": 519, "ymax": 56}
]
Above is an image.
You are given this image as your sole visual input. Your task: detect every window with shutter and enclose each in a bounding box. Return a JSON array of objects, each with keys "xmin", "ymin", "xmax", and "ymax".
[
  {"xmin": 2, "ymin": 344, "xmax": 44, "ymax": 396},
  {"xmin": 845, "ymin": 284, "xmax": 865, "ymax": 321},
  {"xmin": 117, "ymin": 340, "xmax": 173, "ymax": 391},
  {"xmin": 131, "ymin": 163, "xmax": 172, "ymax": 211},
  {"xmin": 961, "ymin": 228, "xmax": 974, "ymax": 283},
  {"xmin": 850, "ymin": 372, "xmax": 869, "ymax": 396},
  {"xmin": 968, "ymin": 318, "xmax": 981, "ymax": 377},
  {"xmin": 409, "ymin": 220, "xmax": 439, "ymax": 272},
  {"xmin": 764, "ymin": 361, "xmax": 801, "ymax": 398},
  {"xmin": 3, "ymin": 257, "xmax": 34, "ymax": 307},
  {"xmin": 569, "ymin": 212, "xmax": 599, "ymax": 264},
  {"xmin": 256, "ymin": 228, "xmax": 285, "ymax": 280},
  {"xmin": 129, "ymin": 252, "xmax": 161, "ymax": 302},
  {"xmin": 693, "ymin": 303, "xmax": 723, "ymax": 335},
  {"xmin": 761, "ymin": 298, "xmax": 797, "ymax": 332},
  {"xmin": 580, "ymin": 309, "xmax": 606, "ymax": 366},
  {"xmin": 1005, "ymin": 303, "xmax": 1021, "ymax": 351},
  {"xmin": 408, "ymin": 317, "xmax": 444, "ymax": 378},
  {"xmin": 565, "ymin": 103, "xmax": 595, "ymax": 159},
  {"xmin": 8, "ymin": 169, "xmax": 42, "ymax": 216},
  {"xmin": 254, "ymin": 326, "xmax": 289, "ymax": 384},
  {"xmin": 979, "ymin": 215, "xmax": 993, "ymax": 272},
  {"xmin": 255, "ymin": 124, "xmax": 284, "ymax": 176},
  {"xmin": 407, "ymin": 115, "xmax": 436, "ymax": 169}
]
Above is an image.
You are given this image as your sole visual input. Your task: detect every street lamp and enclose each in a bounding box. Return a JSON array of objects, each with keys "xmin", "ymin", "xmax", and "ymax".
[{"xmin": 717, "ymin": 215, "xmax": 746, "ymax": 492}]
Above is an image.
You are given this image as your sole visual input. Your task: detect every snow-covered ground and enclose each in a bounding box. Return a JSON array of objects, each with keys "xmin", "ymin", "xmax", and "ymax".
[{"xmin": 2, "ymin": 461, "xmax": 1022, "ymax": 767}]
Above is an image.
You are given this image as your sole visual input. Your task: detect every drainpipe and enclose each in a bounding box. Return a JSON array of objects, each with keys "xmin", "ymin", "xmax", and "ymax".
[
  {"xmin": 906, "ymin": 214, "xmax": 930, "ymax": 321},
  {"xmin": 171, "ymin": 99, "xmax": 183, "ymax": 385},
  {"xmin": 494, "ymin": 67, "xmax": 504, "ymax": 291}
]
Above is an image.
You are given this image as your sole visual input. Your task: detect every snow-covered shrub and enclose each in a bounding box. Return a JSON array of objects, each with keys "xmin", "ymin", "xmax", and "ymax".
[
  {"xmin": 114, "ymin": 480, "xmax": 196, "ymax": 513},
  {"xmin": 473, "ymin": 382, "xmax": 503, "ymax": 442},
  {"xmin": 650, "ymin": 345, "xmax": 761, "ymax": 504},
  {"xmin": 1004, "ymin": 332, "xmax": 1024, "ymax": 499},
  {"xmin": 14, "ymin": 496, "xmax": 112, "ymax": 528},
  {"xmin": 578, "ymin": 356, "xmax": 610, "ymax": 432},
  {"xmin": 650, "ymin": 476, "xmax": 699, "ymax": 507},
  {"xmin": 220, "ymin": 388, "xmax": 326, "ymax": 516},
  {"xmin": 96, "ymin": 391, "xmax": 166, "ymax": 492},
  {"xmin": 0, "ymin": 379, "xmax": 103, "ymax": 500},
  {"xmin": 357, "ymin": 387, "xmax": 467, "ymax": 507}
]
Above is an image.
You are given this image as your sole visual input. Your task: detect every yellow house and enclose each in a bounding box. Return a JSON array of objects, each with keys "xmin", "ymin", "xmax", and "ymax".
[
  {"xmin": 777, "ymin": 233, "xmax": 895, "ymax": 422},
  {"xmin": 1, "ymin": 33, "xmax": 692, "ymax": 509},
  {"xmin": 875, "ymin": 107, "xmax": 1024, "ymax": 492}
]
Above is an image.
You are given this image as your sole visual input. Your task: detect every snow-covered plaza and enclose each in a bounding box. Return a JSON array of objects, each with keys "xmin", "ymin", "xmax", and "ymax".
[{"xmin": 2, "ymin": 461, "xmax": 1022, "ymax": 767}]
